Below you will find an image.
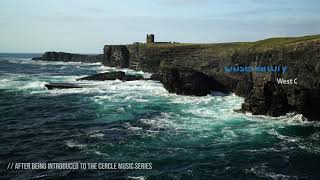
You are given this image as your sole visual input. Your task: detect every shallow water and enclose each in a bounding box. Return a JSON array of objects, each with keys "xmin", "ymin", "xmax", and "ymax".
[{"xmin": 1, "ymin": 53, "xmax": 320, "ymax": 179}]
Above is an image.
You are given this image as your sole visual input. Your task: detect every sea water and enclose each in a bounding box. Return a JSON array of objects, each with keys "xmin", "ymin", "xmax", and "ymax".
[{"xmin": 1, "ymin": 53, "xmax": 320, "ymax": 179}]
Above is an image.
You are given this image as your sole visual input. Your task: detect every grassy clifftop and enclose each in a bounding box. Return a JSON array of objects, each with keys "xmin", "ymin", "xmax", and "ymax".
[
  {"xmin": 250, "ymin": 34, "xmax": 320, "ymax": 49},
  {"xmin": 132, "ymin": 34, "xmax": 320, "ymax": 52},
  {"xmin": 124, "ymin": 34, "xmax": 320, "ymax": 73}
]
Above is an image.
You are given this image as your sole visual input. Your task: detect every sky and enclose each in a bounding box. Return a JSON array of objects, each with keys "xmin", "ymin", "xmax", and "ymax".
[{"xmin": 0, "ymin": 0, "xmax": 320, "ymax": 53}]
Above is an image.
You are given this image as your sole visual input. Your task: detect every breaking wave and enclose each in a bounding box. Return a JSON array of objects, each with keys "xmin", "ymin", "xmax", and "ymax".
[{"xmin": 1, "ymin": 56, "xmax": 320, "ymax": 179}]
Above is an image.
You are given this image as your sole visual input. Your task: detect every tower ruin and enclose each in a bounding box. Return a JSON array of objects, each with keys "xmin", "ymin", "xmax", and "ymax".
[{"xmin": 146, "ymin": 34, "xmax": 155, "ymax": 43}]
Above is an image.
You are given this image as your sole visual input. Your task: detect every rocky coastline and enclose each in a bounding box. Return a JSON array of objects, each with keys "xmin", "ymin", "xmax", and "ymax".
[
  {"xmin": 32, "ymin": 35, "xmax": 320, "ymax": 121},
  {"xmin": 32, "ymin": 51, "xmax": 103, "ymax": 63}
]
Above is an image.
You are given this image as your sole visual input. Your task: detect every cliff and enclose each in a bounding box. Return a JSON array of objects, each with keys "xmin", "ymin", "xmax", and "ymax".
[
  {"xmin": 102, "ymin": 35, "xmax": 320, "ymax": 121},
  {"xmin": 32, "ymin": 52, "xmax": 103, "ymax": 63},
  {"xmin": 33, "ymin": 34, "xmax": 320, "ymax": 121}
]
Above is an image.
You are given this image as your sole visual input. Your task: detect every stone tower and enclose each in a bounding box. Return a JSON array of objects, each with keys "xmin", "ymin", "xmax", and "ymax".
[{"xmin": 146, "ymin": 34, "xmax": 155, "ymax": 43}]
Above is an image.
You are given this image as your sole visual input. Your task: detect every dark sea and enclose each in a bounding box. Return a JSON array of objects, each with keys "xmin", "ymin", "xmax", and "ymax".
[{"xmin": 1, "ymin": 53, "xmax": 320, "ymax": 179}]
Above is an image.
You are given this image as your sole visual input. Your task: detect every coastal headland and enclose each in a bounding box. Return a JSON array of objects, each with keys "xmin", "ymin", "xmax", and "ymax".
[{"xmin": 33, "ymin": 34, "xmax": 320, "ymax": 121}]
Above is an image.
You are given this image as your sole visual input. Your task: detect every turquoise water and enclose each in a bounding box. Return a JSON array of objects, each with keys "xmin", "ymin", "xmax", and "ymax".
[{"xmin": 1, "ymin": 54, "xmax": 320, "ymax": 179}]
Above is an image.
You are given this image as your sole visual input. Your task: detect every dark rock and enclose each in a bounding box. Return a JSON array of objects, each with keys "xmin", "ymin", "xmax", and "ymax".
[
  {"xmin": 45, "ymin": 83, "xmax": 83, "ymax": 90},
  {"xmin": 242, "ymin": 84, "xmax": 320, "ymax": 121},
  {"xmin": 156, "ymin": 65, "xmax": 229, "ymax": 96},
  {"xmin": 103, "ymin": 45, "xmax": 130, "ymax": 68},
  {"xmin": 35, "ymin": 35, "xmax": 320, "ymax": 121},
  {"xmin": 149, "ymin": 73, "xmax": 162, "ymax": 81},
  {"xmin": 301, "ymin": 89, "xmax": 320, "ymax": 121},
  {"xmin": 31, "ymin": 57, "xmax": 42, "ymax": 60},
  {"xmin": 122, "ymin": 75, "xmax": 145, "ymax": 81},
  {"xmin": 32, "ymin": 52, "xmax": 103, "ymax": 63},
  {"xmin": 77, "ymin": 71, "xmax": 144, "ymax": 81},
  {"xmin": 241, "ymin": 81, "xmax": 294, "ymax": 116}
]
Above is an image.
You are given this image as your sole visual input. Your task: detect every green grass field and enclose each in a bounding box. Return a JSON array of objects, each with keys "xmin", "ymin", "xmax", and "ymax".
[{"xmin": 134, "ymin": 34, "xmax": 320, "ymax": 50}]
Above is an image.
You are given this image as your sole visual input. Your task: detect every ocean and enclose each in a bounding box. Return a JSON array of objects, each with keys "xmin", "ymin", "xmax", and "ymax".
[{"xmin": 1, "ymin": 53, "xmax": 320, "ymax": 179}]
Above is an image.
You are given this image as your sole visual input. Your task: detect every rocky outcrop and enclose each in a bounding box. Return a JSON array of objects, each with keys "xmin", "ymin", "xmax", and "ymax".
[
  {"xmin": 230, "ymin": 40, "xmax": 320, "ymax": 120},
  {"xmin": 241, "ymin": 81, "xmax": 294, "ymax": 116},
  {"xmin": 102, "ymin": 45, "xmax": 130, "ymax": 68},
  {"xmin": 45, "ymin": 83, "xmax": 83, "ymax": 90},
  {"xmin": 241, "ymin": 83, "xmax": 320, "ymax": 120},
  {"xmin": 144, "ymin": 37, "xmax": 320, "ymax": 121},
  {"xmin": 302, "ymin": 89, "xmax": 320, "ymax": 120},
  {"xmin": 34, "ymin": 35, "xmax": 320, "ymax": 121},
  {"xmin": 32, "ymin": 52, "xmax": 103, "ymax": 63},
  {"xmin": 153, "ymin": 63, "xmax": 229, "ymax": 96},
  {"xmin": 77, "ymin": 71, "xmax": 144, "ymax": 81}
]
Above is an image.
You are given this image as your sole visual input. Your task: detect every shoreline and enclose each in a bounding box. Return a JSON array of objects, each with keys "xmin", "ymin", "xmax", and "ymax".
[{"xmin": 31, "ymin": 34, "xmax": 320, "ymax": 121}]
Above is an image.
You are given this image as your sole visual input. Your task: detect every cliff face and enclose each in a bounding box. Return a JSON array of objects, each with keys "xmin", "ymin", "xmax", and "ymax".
[
  {"xmin": 102, "ymin": 35, "xmax": 320, "ymax": 121},
  {"xmin": 32, "ymin": 52, "xmax": 103, "ymax": 63},
  {"xmin": 33, "ymin": 35, "xmax": 320, "ymax": 121},
  {"xmin": 154, "ymin": 65, "xmax": 229, "ymax": 96},
  {"xmin": 102, "ymin": 43, "xmax": 258, "ymax": 98},
  {"xmin": 231, "ymin": 41, "xmax": 320, "ymax": 120},
  {"xmin": 102, "ymin": 45, "xmax": 129, "ymax": 68}
]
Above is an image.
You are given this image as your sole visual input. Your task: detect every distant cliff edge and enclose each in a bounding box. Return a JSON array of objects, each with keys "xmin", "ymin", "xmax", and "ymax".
[
  {"xmin": 32, "ymin": 51, "xmax": 103, "ymax": 63},
  {"xmin": 33, "ymin": 35, "xmax": 320, "ymax": 121}
]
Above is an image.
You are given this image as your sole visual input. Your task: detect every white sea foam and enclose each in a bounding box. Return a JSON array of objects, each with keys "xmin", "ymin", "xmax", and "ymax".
[
  {"xmin": 266, "ymin": 128, "xmax": 320, "ymax": 153},
  {"xmin": 244, "ymin": 165, "xmax": 298, "ymax": 180},
  {"xmin": 2, "ymin": 67, "xmax": 317, "ymax": 133},
  {"xmin": 2, "ymin": 60, "xmax": 319, "ymax": 141},
  {"xmin": 0, "ymin": 73, "xmax": 83, "ymax": 92},
  {"xmin": 18, "ymin": 81, "xmax": 47, "ymax": 90},
  {"xmin": 2, "ymin": 57, "xmax": 32, "ymax": 62},
  {"xmin": 8, "ymin": 59, "xmax": 102, "ymax": 66},
  {"xmin": 87, "ymin": 77, "xmax": 317, "ymax": 139},
  {"xmin": 221, "ymin": 128, "xmax": 238, "ymax": 139},
  {"xmin": 0, "ymin": 75, "xmax": 46, "ymax": 91},
  {"xmin": 268, "ymin": 129, "xmax": 301, "ymax": 143},
  {"xmin": 93, "ymin": 150, "xmax": 109, "ymax": 156},
  {"xmin": 243, "ymin": 112, "xmax": 320, "ymax": 128},
  {"xmin": 65, "ymin": 140, "xmax": 87, "ymax": 149},
  {"xmin": 126, "ymin": 176, "xmax": 145, "ymax": 180},
  {"xmin": 1, "ymin": 58, "xmax": 157, "ymax": 96},
  {"xmin": 124, "ymin": 122, "xmax": 143, "ymax": 131},
  {"xmin": 140, "ymin": 112, "xmax": 177, "ymax": 131},
  {"xmin": 89, "ymin": 133, "xmax": 105, "ymax": 138}
]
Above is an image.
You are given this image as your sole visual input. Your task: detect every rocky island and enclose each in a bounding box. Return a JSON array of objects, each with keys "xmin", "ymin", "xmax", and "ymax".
[{"xmin": 33, "ymin": 34, "xmax": 320, "ymax": 121}]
